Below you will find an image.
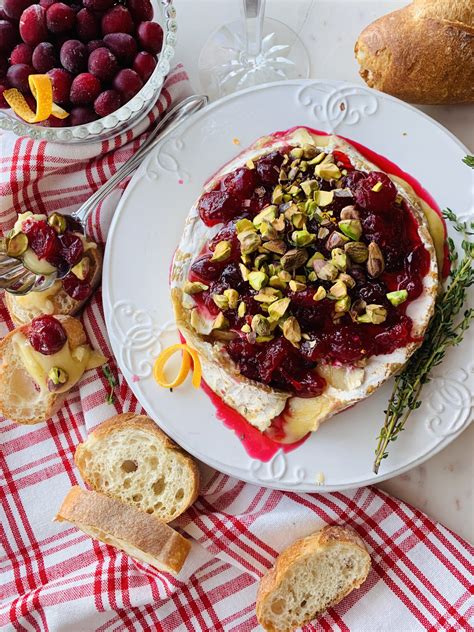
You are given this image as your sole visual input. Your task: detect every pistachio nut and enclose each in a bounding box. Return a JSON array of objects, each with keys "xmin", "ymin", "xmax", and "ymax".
[
  {"xmin": 210, "ymin": 240, "xmax": 232, "ymax": 262},
  {"xmin": 301, "ymin": 179, "xmax": 319, "ymax": 197},
  {"xmin": 371, "ymin": 181, "xmax": 383, "ymax": 192},
  {"xmin": 291, "ymin": 213, "xmax": 306, "ymax": 229},
  {"xmin": 317, "ymin": 226, "xmax": 330, "ymax": 239},
  {"xmin": 246, "ymin": 159, "xmax": 255, "ymax": 169},
  {"xmin": 289, "ymin": 147, "xmax": 304, "ymax": 160},
  {"xmin": 315, "ymin": 163, "xmax": 342, "ymax": 180},
  {"xmin": 349, "ymin": 298, "xmax": 367, "ymax": 322},
  {"xmin": 295, "ymin": 274, "xmax": 307, "ymax": 283},
  {"xmin": 307, "ymin": 271, "xmax": 317, "ymax": 282},
  {"xmin": 280, "ymin": 248, "xmax": 308, "ymax": 271},
  {"xmin": 259, "ymin": 222, "xmax": 278, "ymax": 241},
  {"xmin": 302, "ymin": 143, "xmax": 318, "ymax": 159},
  {"xmin": 313, "ymin": 190, "xmax": 334, "ymax": 207},
  {"xmin": 329, "ymin": 280, "xmax": 347, "ymax": 299},
  {"xmin": 271, "ymin": 214, "xmax": 286, "ymax": 232},
  {"xmin": 238, "ymin": 230, "xmax": 261, "ymax": 256},
  {"xmin": 344, "ymin": 241, "xmax": 369, "ymax": 263},
  {"xmin": 183, "ymin": 281, "xmax": 209, "ymax": 295},
  {"xmin": 306, "ymin": 252, "xmax": 325, "ymax": 268},
  {"xmin": 338, "ymin": 272, "xmax": 356, "ymax": 289},
  {"xmin": 256, "ymin": 335, "xmax": 275, "ymax": 343},
  {"xmin": 326, "ymin": 231, "xmax": 349, "ymax": 250},
  {"xmin": 235, "ymin": 218, "xmax": 255, "ymax": 234},
  {"xmin": 288, "ymin": 184, "xmax": 301, "ymax": 197},
  {"xmin": 253, "ymin": 206, "xmax": 277, "ymax": 228},
  {"xmin": 292, "ymin": 230, "xmax": 314, "ymax": 247},
  {"xmin": 288, "ymin": 166, "xmax": 299, "ymax": 181},
  {"xmin": 340, "ymin": 205, "xmax": 360, "ymax": 220},
  {"xmin": 254, "ymin": 253, "xmax": 269, "ymax": 270},
  {"xmin": 317, "ymin": 262, "xmax": 339, "ymax": 282},
  {"xmin": 313, "ymin": 286, "xmax": 327, "ymax": 301},
  {"xmin": 278, "ymin": 270, "xmax": 292, "ymax": 282},
  {"xmin": 335, "ymin": 296, "xmax": 351, "ymax": 313},
  {"xmin": 358, "ymin": 304, "xmax": 387, "ymax": 324},
  {"xmin": 212, "ymin": 294, "xmax": 229, "ymax": 310},
  {"xmin": 308, "ymin": 152, "xmax": 326, "ymax": 165},
  {"xmin": 312, "ymin": 258, "xmax": 327, "ymax": 275},
  {"xmin": 261, "ymin": 240, "xmax": 286, "ymax": 256},
  {"xmin": 71, "ymin": 257, "xmax": 91, "ymax": 281},
  {"xmin": 48, "ymin": 366, "xmax": 68, "ymax": 386},
  {"xmin": 269, "ymin": 275, "xmax": 287, "ymax": 290},
  {"xmin": 241, "ymin": 323, "xmax": 251, "ymax": 333},
  {"xmin": 289, "ymin": 279, "xmax": 306, "ymax": 292},
  {"xmin": 6, "ymin": 233, "xmax": 28, "ymax": 257},
  {"xmin": 239, "ymin": 263, "xmax": 250, "ymax": 281},
  {"xmin": 338, "ymin": 219, "xmax": 363, "ymax": 241},
  {"xmin": 48, "ymin": 212, "xmax": 67, "ymax": 234},
  {"xmin": 331, "ymin": 248, "xmax": 347, "ymax": 271},
  {"xmin": 213, "ymin": 312, "xmax": 229, "ymax": 330},
  {"xmin": 224, "ymin": 288, "xmax": 239, "ymax": 309},
  {"xmin": 268, "ymin": 297, "xmax": 291, "ymax": 320},
  {"xmin": 272, "ymin": 186, "xmax": 284, "ymax": 204},
  {"xmin": 386, "ymin": 289, "xmax": 408, "ymax": 306},
  {"xmin": 248, "ymin": 270, "xmax": 268, "ymax": 290},
  {"xmin": 279, "ymin": 168, "xmax": 288, "ymax": 182},
  {"xmin": 282, "ymin": 316, "xmax": 302, "ymax": 347},
  {"xmin": 254, "ymin": 287, "xmax": 282, "ymax": 303},
  {"xmin": 367, "ymin": 242, "xmax": 385, "ymax": 278},
  {"xmin": 251, "ymin": 314, "xmax": 272, "ymax": 336},
  {"xmin": 237, "ymin": 301, "xmax": 247, "ymax": 317}
]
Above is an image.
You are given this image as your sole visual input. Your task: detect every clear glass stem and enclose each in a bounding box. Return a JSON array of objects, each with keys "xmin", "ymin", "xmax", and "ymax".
[{"xmin": 241, "ymin": 0, "xmax": 265, "ymax": 57}]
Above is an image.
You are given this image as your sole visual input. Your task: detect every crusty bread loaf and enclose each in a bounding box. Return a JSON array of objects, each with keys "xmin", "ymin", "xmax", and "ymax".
[
  {"xmin": 5, "ymin": 247, "xmax": 102, "ymax": 327},
  {"xmin": 355, "ymin": 0, "xmax": 474, "ymax": 104},
  {"xmin": 0, "ymin": 316, "xmax": 86, "ymax": 425},
  {"xmin": 55, "ymin": 486, "xmax": 191, "ymax": 574},
  {"xmin": 256, "ymin": 526, "xmax": 371, "ymax": 632},
  {"xmin": 75, "ymin": 414, "xmax": 200, "ymax": 523}
]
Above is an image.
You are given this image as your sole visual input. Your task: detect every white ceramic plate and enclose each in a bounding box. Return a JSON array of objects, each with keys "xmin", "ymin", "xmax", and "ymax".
[{"xmin": 103, "ymin": 80, "xmax": 473, "ymax": 491}]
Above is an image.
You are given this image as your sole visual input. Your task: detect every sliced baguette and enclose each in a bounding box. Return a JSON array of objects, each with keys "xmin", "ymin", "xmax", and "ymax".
[
  {"xmin": 5, "ymin": 247, "xmax": 102, "ymax": 327},
  {"xmin": 75, "ymin": 413, "xmax": 200, "ymax": 523},
  {"xmin": 55, "ymin": 486, "xmax": 190, "ymax": 574},
  {"xmin": 0, "ymin": 315, "xmax": 87, "ymax": 425},
  {"xmin": 256, "ymin": 526, "xmax": 371, "ymax": 632}
]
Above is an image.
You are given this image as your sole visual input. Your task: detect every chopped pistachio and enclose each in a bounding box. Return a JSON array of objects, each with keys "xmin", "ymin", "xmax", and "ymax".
[
  {"xmin": 254, "ymin": 287, "xmax": 282, "ymax": 303},
  {"xmin": 246, "ymin": 159, "xmax": 255, "ymax": 169},
  {"xmin": 282, "ymin": 316, "xmax": 302, "ymax": 347},
  {"xmin": 305, "ymin": 200, "xmax": 319, "ymax": 218},
  {"xmin": 331, "ymin": 248, "xmax": 347, "ymax": 271},
  {"xmin": 272, "ymin": 185, "xmax": 284, "ymax": 204},
  {"xmin": 344, "ymin": 241, "xmax": 369, "ymax": 263},
  {"xmin": 288, "ymin": 184, "xmax": 301, "ymax": 197},
  {"xmin": 183, "ymin": 281, "xmax": 209, "ymax": 295},
  {"xmin": 268, "ymin": 297, "xmax": 291, "ymax": 320},
  {"xmin": 302, "ymin": 333, "xmax": 311, "ymax": 341},
  {"xmin": 262, "ymin": 239, "xmax": 287, "ymax": 255},
  {"xmin": 295, "ymin": 274, "xmax": 307, "ymax": 283},
  {"xmin": 271, "ymin": 214, "xmax": 286, "ymax": 232},
  {"xmin": 371, "ymin": 181, "xmax": 383, "ymax": 192},
  {"xmin": 299, "ymin": 161, "xmax": 308, "ymax": 173},
  {"xmin": 302, "ymin": 143, "xmax": 317, "ymax": 159},
  {"xmin": 253, "ymin": 205, "xmax": 277, "ymax": 227},
  {"xmin": 289, "ymin": 279, "xmax": 306, "ymax": 292},
  {"xmin": 301, "ymin": 179, "xmax": 318, "ymax": 196},
  {"xmin": 212, "ymin": 294, "xmax": 229, "ymax": 310},
  {"xmin": 210, "ymin": 240, "xmax": 231, "ymax": 262},
  {"xmin": 237, "ymin": 230, "xmax": 261, "ymax": 255},
  {"xmin": 326, "ymin": 231, "xmax": 349, "ymax": 249},
  {"xmin": 313, "ymin": 190, "xmax": 334, "ymax": 207},
  {"xmin": 241, "ymin": 254, "xmax": 252, "ymax": 265},
  {"xmin": 386, "ymin": 289, "xmax": 408, "ymax": 306},
  {"xmin": 241, "ymin": 324, "xmax": 251, "ymax": 333},
  {"xmin": 224, "ymin": 288, "xmax": 239, "ymax": 309},
  {"xmin": 248, "ymin": 270, "xmax": 268, "ymax": 290},
  {"xmin": 235, "ymin": 218, "xmax": 255, "ymax": 233},
  {"xmin": 290, "ymin": 147, "xmax": 304, "ymax": 159},
  {"xmin": 259, "ymin": 221, "xmax": 278, "ymax": 240},
  {"xmin": 329, "ymin": 280, "xmax": 347, "ymax": 299},
  {"xmin": 308, "ymin": 152, "xmax": 326, "ymax": 165},
  {"xmin": 213, "ymin": 312, "xmax": 229, "ymax": 330},
  {"xmin": 306, "ymin": 252, "xmax": 325, "ymax": 268},
  {"xmin": 313, "ymin": 286, "xmax": 327, "ymax": 301},
  {"xmin": 291, "ymin": 213, "xmax": 306, "ymax": 229},
  {"xmin": 317, "ymin": 262, "xmax": 339, "ymax": 281},
  {"xmin": 269, "ymin": 275, "xmax": 287, "ymax": 290},
  {"xmin": 367, "ymin": 242, "xmax": 385, "ymax": 278},
  {"xmin": 335, "ymin": 296, "xmax": 351, "ymax": 313},
  {"xmin": 288, "ymin": 167, "xmax": 299, "ymax": 181},
  {"xmin": 308, "ymin": 271, "xmax": 317, "ymax": 282},
  {"xmin": 256, "ymin": 335, "xmax": 275, "ymax": 343},
  {"xmin": 279, "ymin": 168, "xmax": 288, "ymax": 182},
  {"xmin": 358, "ymin": 304, "xmax": 387, "ymax": 324},
  {"xmin": 251, "ymin": 314, "xmax": 272, "ymax": 336},
  {"xmin": 239, "ymin": 263, "xmax": 250, "ymax": 280},
  {"xmin": 317, "ymin": 226, "xmax": 330, "ymax": 239},
  {"xmin": 71, "ymin": 257, "xmax": 91, "ymax": 281},
  {"xmin": 48, "ymin": 212, "xmax": 67, "ymax": 235},
  {"xmin": 281, "ymin": 248, "xmax": 308, "ymax": 271},
  {"xmin": 340, "ymin": 205, "xmax": 360, "ymax": 220},
  {"xmin": 315, "ymin": 163, "xmax": 342, "ymax": 180},
  {"xmin": 338, "ymin": 272, "xmax": 356, "ymax": 289},
  {"xmin": 338, "ymin": 219, "xmax": 362, "ymax": 241},
  {"xmin": 48, "ymin": 366, "xmax": 68, "ymax": 385},
  {"xmin": 279, "ymin": 270, "xmax": 292, "ymax": 282},
  {"xmin": 237, "ymin": 301, "xmax": 247, "ymax": 317},
  {"xmin": 292, "ymin": 230, "xmax": 314, "ymax": 247}
]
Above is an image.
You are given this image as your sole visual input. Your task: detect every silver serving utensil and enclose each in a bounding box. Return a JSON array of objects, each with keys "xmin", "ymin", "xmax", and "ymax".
[{"xmin": 0, "ymin": 94, "xmax": 208, "ymax": 295}]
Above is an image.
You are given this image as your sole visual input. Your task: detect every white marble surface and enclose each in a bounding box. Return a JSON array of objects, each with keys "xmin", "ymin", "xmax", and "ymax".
[{"xmin": 174, "ymin": 0, "xmax": 474, "ymax": 542}]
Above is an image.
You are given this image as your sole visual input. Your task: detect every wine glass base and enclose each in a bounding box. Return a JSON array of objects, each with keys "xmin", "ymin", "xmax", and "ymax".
[{"xmin": 198, "ymin": 17, "xmax": 311, "ymax": 100}]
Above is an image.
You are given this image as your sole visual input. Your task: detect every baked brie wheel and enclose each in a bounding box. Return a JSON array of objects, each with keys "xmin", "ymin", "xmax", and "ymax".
[{"xmin": 171, "ymin": 128, "xmax": 440, "ymax": 443}]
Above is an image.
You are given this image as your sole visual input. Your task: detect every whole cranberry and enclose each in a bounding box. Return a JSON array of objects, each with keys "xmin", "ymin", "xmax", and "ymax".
[
  {"xmin": 70, "ymin": 72, "xmax": 101, "ymax": 105},
  {"xmin": 46, "ymin": 2, "xmax": 75, "ymax": 33},
  {"xmin": 94, "ymin": 88, "xmax": 121, "ymax": 117},
  {"xmin": 32, "ymin": 41, "xmax": 58, "ymax": 72},
  {"xmin": 76, "ymin": 8, "xmax": 98, "ymax": 42},
  {"xmin": 19, "ymin": 5, "xmax": 47, "ymax": 46},
  {"xmin": 137, "ymin": 21, "xmax": 163, "ymax": 54},
  {"xmin": 133, "ymin": 51, "xmax": 156, "ymax": 82},
  {"xmin": 47, "ymin": 67, "xmax": 72, "ymax": 103},
  {"xmin": 87, "ymin": 46, "xmax": 117, "ymax": 81},
  {"xmin": 128, "ymin": 0, "xmax": 153, "ymax": 22},
  {"xmin": 69, "ymin": 105, "xmax": 97, "ymax": 125},
  {"xmin": 0, "ymin": 19, "xmax": 19, "ymax": 53},
  {"xmin": 4, "ymin": 0, "xmax": 34, "ymax": 21},
  {"xmin": 6, "ymin": 63, "xmax": 34, "ymax": 93},
  {"xmin": 58, "ymin": 232, "xmax": 84, "ymax": 265},
  {"xmin": 103, "ymin": 32, "xmax": 136, "ymax": 64},
  {"xmin": 28, "ymin": 315, "xmax": 67, "ymax": 355},
  {"xmin": 353, "ymin": 172, "xmax": 398, "ymax": 213},
  {"xmin": 82, "ymin": 0, "xmax": 114, "ymax": 11},
  {"xmin": 60, "ymin": 39, "xmax": 87, "ymax": 74},
  {"xmin": 101, "ymin": 5, "xmax": 133, "ymax": 35},
  {"xmin": 10, "ymin": 43, "xmax": 33, "ymax": 65},
  {"xmin": 62, "ymin": 273, "xmax": 91, "ymax": 300},
  {"xmin": 0, "ymin": 84, "xmax": 10, "ymax": 109},
  {"xmin": 113, "ymin": 68, "xmax": 142, "ymax": 102}
]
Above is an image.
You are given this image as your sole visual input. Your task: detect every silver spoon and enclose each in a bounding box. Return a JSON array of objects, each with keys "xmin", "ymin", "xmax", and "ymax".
[{"xmin": 0, "ymin": 94, "xmax": 208, "ymax": 295}]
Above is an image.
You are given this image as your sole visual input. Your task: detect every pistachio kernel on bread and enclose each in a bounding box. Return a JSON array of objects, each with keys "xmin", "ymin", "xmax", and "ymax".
[
  {"xmin": 256, "ymin": 525, "xmax": 371, "ymax": 632},
  {"xmin": 75, "ymin": 413, "xmax": 200, "ymax": 523}
]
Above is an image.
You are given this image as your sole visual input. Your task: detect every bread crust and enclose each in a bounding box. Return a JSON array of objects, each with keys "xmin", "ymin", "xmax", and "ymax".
[
  {"xmin": 5, "ymin": 246, "xmax": 103, "ymax": 327},
  {"xmin": 256, "ymin": 525, "xmax": 371, "ymax": 632},
  {"xmin": 74, "ymin": 413, "xmax": 200, "ymax": 519},
  {"xmin": 0, "ymin": 315, "xmax": 87, "ymax": 424},
  {"xmin": 55, "ymin": 486, "xmax": 191, "ymax": 574},
  {"xmin": 355, "ymin": 0, "xmax": 474, "ymax": 104}
]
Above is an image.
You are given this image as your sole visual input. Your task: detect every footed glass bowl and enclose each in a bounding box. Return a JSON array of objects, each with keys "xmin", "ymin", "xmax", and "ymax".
[{"xmin": 0, "ymin": 0, "xmax": 177, "ymax": 144}]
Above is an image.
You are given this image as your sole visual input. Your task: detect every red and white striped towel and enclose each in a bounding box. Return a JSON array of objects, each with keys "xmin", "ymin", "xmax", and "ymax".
[{"xmin": 0, "ymin": 66, "xmax": 472, "ymax": 632}]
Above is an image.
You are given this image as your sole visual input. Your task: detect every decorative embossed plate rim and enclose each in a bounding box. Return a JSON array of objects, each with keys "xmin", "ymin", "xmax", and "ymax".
[{"xmin": 103, "ymin": 80, "xmax": 473, "ymax": 491}]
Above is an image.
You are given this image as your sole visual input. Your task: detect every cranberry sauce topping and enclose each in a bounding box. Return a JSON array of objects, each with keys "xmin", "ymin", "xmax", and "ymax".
[
  {"xmin": 188, "ymin": 142, "xmax": 431, "ymax": 395},
  {"xmin": 28, "ymin": 314, "xmax": 67, "ymax": 355}
]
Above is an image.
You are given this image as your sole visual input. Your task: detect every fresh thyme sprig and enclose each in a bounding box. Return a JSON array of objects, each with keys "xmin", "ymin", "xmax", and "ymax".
[
  {"xmin": 103, "ymin": 364, "xmax": 118, "ymax": 404},
  {"xmin": 462, "ymin": 155, "xmax": 474, "ymax": 168},
  {"xmin": 373, "ymin": 201, "xmax": 474, "ymax": 473}
]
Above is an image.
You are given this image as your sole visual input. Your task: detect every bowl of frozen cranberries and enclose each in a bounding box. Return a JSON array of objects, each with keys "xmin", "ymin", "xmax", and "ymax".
[{"xmin": 0, "ymin": 0, "xmax": 176, "ymax": 141}]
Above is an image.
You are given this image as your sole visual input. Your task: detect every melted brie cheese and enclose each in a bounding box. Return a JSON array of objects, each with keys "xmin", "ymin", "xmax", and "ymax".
[
  {"xmin": 15, "ymin": 281, "xmax": 62, "ymax": 315},
  {"xmin": 12, "ymin": 333, "xmax": 106, "ymax": 393}
]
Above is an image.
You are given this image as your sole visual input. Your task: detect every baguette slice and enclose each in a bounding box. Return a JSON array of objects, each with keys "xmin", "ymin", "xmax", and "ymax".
[
  {"xmin": 55, "ymin": 486, "xmax": 190, "ymax": 575},
  {"xmin": 5, "ymin": 247, "xmax": 102, "ymax": 327},
  {"xmin": 0, "ymin": 315, "xmax": 91, "ymax": 424},
  {"xmin": 75, "ymin": 413, "xmax": 200, "ymax": 523},
  {"xmin": 256, "ymin": 526, "xmax": 371, "ymax": 632}
]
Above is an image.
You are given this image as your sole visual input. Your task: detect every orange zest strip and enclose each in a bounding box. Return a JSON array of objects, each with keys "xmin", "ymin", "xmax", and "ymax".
[
  {"xmin": 4, "ymin": 74, "xmax": 69, "ymax": 123},
  {"xmin": 153, "ymin": 343, "xmax": 202, "ymax": 389}
]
